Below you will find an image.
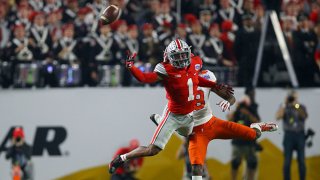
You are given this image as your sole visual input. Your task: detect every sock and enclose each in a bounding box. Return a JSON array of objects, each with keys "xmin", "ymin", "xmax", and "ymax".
[
  {"xmin": 120, "ymin": 154, "xmax": 127, "ymax": 161},
  {"xmin": 192, "ymin": 176, "xmax": 202, "ymax": 180}
]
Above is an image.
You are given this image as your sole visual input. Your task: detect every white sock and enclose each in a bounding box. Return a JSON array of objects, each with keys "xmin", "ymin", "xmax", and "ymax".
[
  {"xmin": 192, "ymin": 176, "xmax": 202, "ymax": 180},
  {"xmin": 120, "ymin": 154, "xmax": 127, "ymax": 161}
]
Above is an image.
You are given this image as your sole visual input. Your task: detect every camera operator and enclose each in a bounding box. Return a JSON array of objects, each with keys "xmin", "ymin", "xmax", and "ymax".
[
  {"xmin": 276, "ymin": 91, "xmax": 308, "ymax": 180},
  {"xmin": 228, "ymin": 87, "xmax": 261, "ymax": 180},
  {"xmin": 5, "ymin": 127, "xmax": 33, "ymax": 180}
]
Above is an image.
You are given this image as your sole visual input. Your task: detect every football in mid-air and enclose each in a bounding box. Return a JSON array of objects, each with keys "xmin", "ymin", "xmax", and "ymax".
[{"xmin": 100, "ymin": 5, "xmax": 121, "ymax": 25}]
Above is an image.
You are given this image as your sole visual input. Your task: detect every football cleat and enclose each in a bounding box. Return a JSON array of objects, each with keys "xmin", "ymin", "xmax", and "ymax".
[
  {"xmin": 108, "ymin": 155, "xmax": 124, "ymax": 174},
  {"xmin": 150, "ymin": 114, "xmax": 160, "ymax": 126},
  {"xmin": 250, "ymin": 122, "xmax": 278, "ymax": 132}
]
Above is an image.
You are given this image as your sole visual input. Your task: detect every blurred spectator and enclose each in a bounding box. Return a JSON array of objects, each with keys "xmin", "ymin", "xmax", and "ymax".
[
  {"xmin": 202, "ymin": 24, "xmax": 223, "ymax": 67},
  {"xmin": 199, "ymin": 0, "xmax": 217, "ymax": 15},
  {"xmin": 43, "ymin": 0, "xmax": 62, "ymax": 14},
  {"xmin": 228, "ymin": 87, "xmax": 260, "ymax": 180},
  {"xmin": 29, "ymin": 11, "xmax": 52, "ymax": 61},
  {"xmin": 53, "ymin": 23, "xmax": 80, "ymax": 64},
  {"xmin": 111, "ymin": 139, "xmax": 143, "ymax": 180},
  {"xmin": 158, "ymin": 21, "xmax": 174, "ymax": 50},
  {"xmin": 292, "ymin": 13, "xmax": 318, "ymax": 87},
  {"xmin": 276, "ymin": 90, "xmax": 308, "ymax": 180},
  {"xmin": 13, "ymin": 4, "xmax": 32, "ymax": 31},
  {"xmin": 137, "ymin": 0, "xmax": 160, "ymax": 25},
  {"xmin": 74, "ymin": 7, "xmax": 91, "ymax": 39},
  {"xmin": 7, "ymin": 24, "xmax": 34, "ymax": 61},
  {"xmin": 62, "ymin": 0, "xmax": 79, "ymax": 23},
  {"xmin": 199, "ymin": 10, "xmax": 213, "ymax": 34},
  {"xmin": 140, "ymin": 23, "xmax": 161, "ymax": 65},
  {"xmin": 112, "ymin": 20, "xmax": 128, "ymax": 64},
  {"xmin": 152, "ymin": 1, "xmax": 177, "ymax": 33},
  {"xmin": 47, "ymin": 9, "xmax": 63, "ymax": 44},
  {"xmin": 215, "ymin": 0, "xmax": 241, "ymax": 29},
  {"xmin": 29, "ymin": 0, "xmax": 44, "ymax": 11},
  {"xmin": 175, "ymin": 23, "xmax": 188, "ymax": 42},
  {"xmin": 234, "ymin": 13, "xmax": 260, "ymax": 86},
  {"xmin": 126, "ymin": 25, "xmax": 140, "ymax": 56},
  {"xmin": 0, "ymin": 2, "xmax": 10, "ymax": 56},
  {"xmin": 187, "ymin": 20, "xmax": 206, "ymax": 58},
  {"xmin": 242, "ymin": 0, "xmax": 254, "ymax": 14},
  {"xmin": 281, "ymin": 16, "xmax": 295, "ymax": 52},
  {"xmin": 220, "ymin": 20, "xmax": 236, "ymax": 65},
  {"xmin": 6, "ymin": 127, "xmax": 33, "ymax": 180},
  {"xmin": 90, "ymin": 24, "xmax": 114, "ymax": 65}
]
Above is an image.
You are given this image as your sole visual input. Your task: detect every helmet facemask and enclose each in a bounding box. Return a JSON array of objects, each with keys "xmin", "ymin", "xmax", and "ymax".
[{"xmin": 168, "ymin": 49, "xmax": 191, "ymax": 68}]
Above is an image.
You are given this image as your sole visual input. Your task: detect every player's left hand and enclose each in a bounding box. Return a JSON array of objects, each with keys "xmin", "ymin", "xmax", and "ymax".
[
  {"xmin": 217, "ymin": 100, "xmax": 231, "ymax": 112},
  {"xmin": 215, "ymin": 83, "xmax": 234, "ymax": 95},
  {"xmin": 125, "ymin": 51, "xmax": 137, "ymax": 68}
]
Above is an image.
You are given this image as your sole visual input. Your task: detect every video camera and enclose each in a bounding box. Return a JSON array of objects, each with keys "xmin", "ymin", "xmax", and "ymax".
[{"xmin": 305, "ymin": 128, "xmax": 315, "ymax": 148}]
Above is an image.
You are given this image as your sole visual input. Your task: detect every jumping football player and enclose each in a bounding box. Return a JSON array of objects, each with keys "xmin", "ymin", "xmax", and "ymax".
[
  {"xmin": 150, "ymin": 69, "xmax": 278, "ymax": 180},
  {"xmin": 108, "ymin": 39, "xmax": 234, "ymax": 174}
]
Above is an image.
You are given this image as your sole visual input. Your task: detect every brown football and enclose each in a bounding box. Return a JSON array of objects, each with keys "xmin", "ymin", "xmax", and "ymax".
[{"xmin": 100, "ymin": 5, "xmax": 121, "ymax": 25}]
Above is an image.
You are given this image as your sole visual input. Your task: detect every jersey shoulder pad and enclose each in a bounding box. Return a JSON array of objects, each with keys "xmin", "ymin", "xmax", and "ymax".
[
  {"xmin": 199, "ymin": 70, "xmax": 217, "ymax": 82},
  {"xmin": 191, "ymin": 56, "xmax": 203, "ymax": 66},
  {"xmin": 154, "ymin": 63, "xmax": 168, "ymax": 76}
]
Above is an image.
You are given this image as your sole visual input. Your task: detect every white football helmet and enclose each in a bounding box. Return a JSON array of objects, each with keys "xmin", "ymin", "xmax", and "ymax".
[{"xmin": 164, "ymin": 39, "xmax": 191, "ymax": 68}]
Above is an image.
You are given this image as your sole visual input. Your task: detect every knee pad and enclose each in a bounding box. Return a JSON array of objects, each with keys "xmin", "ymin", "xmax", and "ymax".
[{"xmin": 231, "ymin": 158, "xmax": 241, "ymax": 169}]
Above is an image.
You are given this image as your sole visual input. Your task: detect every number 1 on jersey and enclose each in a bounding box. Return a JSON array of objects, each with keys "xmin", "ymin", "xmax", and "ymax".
[{"xmin": 187, "ymin": 78, "xmax": 194, "ymax": 101}]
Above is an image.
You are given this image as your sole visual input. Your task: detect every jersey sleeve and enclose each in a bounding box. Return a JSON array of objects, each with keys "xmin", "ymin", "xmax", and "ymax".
[
  {"xmin": 154, "ymin": 63, "xmax": 168, "ymax": 76},
  {"xmin": 199, "ymin": 70, "xmax": 217, "ymax": 82}
]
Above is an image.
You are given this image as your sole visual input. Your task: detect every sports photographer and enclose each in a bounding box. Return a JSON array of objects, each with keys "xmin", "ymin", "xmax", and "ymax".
[
  {"xmin": 228, "ymin": 87, "xmax": 261, "ymax": 180},
  {"xmin": 5, "ymin": 127, "xmax": 33, "ymax": 180},
  {"xmin": 276, "ymin": 91, "xmax": 308, "ymax": 180}
]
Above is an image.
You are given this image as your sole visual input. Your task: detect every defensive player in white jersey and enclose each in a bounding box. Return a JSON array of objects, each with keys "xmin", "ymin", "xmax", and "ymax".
[{"xmin": 151, "ymin": 69, "xmax": 278, "ymax": 180}]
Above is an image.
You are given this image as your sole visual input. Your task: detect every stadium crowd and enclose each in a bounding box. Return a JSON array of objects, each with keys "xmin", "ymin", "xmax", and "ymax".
[{"xmin": 0, "ymin": 0, "xmax": 319, "ymax": 88}]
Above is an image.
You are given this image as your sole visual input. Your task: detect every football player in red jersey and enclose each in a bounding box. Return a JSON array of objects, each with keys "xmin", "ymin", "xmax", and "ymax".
[{"xmin": 109, "ymin": 39, "xmax": 233, "ymax": 174}]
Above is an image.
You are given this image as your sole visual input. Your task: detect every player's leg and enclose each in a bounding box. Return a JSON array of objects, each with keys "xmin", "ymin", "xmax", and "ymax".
[
  {"xmin": 188, "ymin": 125, "xmax": 210, "ymax": 180},
  {"xmin": 175, "ymin": 113, "xmax": 194, "ymax": 137},
  {"xmin": 209, "ymin": 117, "xmax": 258, "ymax": 140},
  {"xmin": 109, "ymin": 108, "xmax": 177, "ymax": 174},
  {"xmin": 231, "ymin": 145, "xmax": 243, "ymax": 180},
  {"xmin": 244, "ymin": 146, "xmax": 258, "ymax": 180}
]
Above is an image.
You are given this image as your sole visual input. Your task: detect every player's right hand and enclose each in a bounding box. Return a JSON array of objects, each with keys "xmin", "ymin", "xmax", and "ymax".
[
  {"xmin": 215, "ymin": 83, "xmax": 234, "ymax": 95},
  {"xmin": 217, "ymin": 100, "xmax": 231, "ymax": 112},
  {"xmin": 125, "ymin": 51, "xmax": 137, "ymax": 68}
]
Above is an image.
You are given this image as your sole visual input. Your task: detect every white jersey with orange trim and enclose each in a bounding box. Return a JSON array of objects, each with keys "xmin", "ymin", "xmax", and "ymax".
[{"xmin": 193, "ymin": 70, "xmax": 217, "ymax": 127}]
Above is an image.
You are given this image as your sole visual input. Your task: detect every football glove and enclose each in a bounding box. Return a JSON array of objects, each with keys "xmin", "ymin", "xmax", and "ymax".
[
  {"xmin": 217, "ymin": 100, "xmax": 231, "ymax": 112},
  {"xmin": 125, "ymin": 51, "xmax": 137, "ymax": 68},
  {"xmin": 215, "ymin": 83, "xmax": 234, "ymax": 95}
]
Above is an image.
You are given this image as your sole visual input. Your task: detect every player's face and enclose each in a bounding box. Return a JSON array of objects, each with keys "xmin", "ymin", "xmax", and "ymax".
[{"xmin": 169, "ymin": 51, "xmax": 190, "ymax": 68}]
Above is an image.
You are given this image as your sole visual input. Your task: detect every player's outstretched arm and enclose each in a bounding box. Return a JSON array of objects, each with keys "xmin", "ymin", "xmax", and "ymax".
[
  {"xmin": 125, "ymin": 52, "xmax": 162, "ymax": 83},
  {"xmin": 198, "ymin": 76, "xmax": 234, "ymax": 96}
]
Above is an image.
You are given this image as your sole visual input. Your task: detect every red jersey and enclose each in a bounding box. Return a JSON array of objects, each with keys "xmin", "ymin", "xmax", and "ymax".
[{"xmin": 154, "ymin": 56, "xmax": 203, "ymax": 115}]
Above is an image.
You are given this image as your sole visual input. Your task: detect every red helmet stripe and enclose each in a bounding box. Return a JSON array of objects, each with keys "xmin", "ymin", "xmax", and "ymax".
[{"xmin": 175, "ymin": 39, "xmax": 182, "ymax": 50}]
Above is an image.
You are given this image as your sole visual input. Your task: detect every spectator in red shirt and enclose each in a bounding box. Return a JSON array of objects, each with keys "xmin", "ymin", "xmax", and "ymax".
[{"xmin": 111, "ymin": 139, "xmax": 143, "ymax": 180}]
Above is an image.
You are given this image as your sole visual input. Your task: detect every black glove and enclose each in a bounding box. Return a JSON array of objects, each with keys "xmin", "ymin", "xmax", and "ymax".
[{"xmin": 125, "ymin": 51, "xmax": 137, "ymax": 68}]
